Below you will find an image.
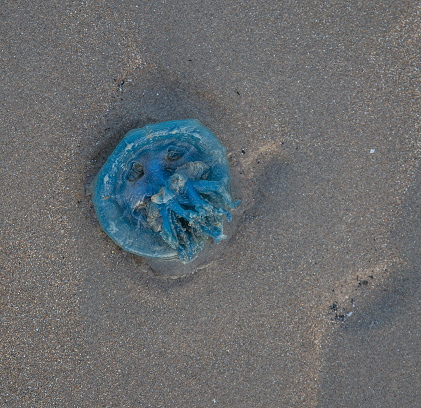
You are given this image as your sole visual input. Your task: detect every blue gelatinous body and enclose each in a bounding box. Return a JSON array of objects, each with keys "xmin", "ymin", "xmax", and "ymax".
[{"xmin": 93, "ymin": 119, "xmax": 239, "ymax": 263}]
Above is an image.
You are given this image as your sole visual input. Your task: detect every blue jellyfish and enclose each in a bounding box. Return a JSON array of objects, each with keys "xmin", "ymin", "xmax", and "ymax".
[{"xmin": 93, "ymin": 119, "xmax": 239, "ymax": 263}]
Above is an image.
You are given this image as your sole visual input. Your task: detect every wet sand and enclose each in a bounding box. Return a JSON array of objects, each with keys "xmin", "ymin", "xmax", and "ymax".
[{"xmin": 1, "ymin": 1, "xmax": 419, "ymax": 406}]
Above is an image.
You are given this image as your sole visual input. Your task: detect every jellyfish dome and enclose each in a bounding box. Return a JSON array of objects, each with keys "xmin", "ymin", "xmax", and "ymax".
[{"xmin": 93, "ymin": 119, "xmax": 239, "ymax": 263}]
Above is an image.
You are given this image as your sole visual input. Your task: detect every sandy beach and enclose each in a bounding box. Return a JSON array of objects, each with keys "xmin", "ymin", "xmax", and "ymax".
[{"xmin": 1, "ymin": 1, "xmax": 419, "ymax": 406}]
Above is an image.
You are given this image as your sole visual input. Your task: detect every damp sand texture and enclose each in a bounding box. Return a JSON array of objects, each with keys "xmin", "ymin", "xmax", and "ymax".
[{"xmin": 0, "ymin": 1, "xmax": 419, "ymax": 407}]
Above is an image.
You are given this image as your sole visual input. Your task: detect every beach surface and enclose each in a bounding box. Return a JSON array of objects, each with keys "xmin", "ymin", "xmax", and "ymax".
[{"xmin": 1, "ymin": 1, "xmax": 419, "ymax": 406}]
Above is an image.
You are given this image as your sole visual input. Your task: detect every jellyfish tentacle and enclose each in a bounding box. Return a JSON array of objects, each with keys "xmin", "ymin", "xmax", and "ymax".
[
  {"xmin": 200, "ymin": 222, "xmax": 226, "ymax": 243},
  {"xmin": 191, "ymin": 179, "xmax": 225, "ymax": 192},
  {"xmin": 162, "ymin": 205, "xmax": 206, "ymax": 262},
  {"xmin": 177, "ymin": 225, "xmax": 203, "ymax": 262},
  {"xmin": 152, "ymin": 186, "xmax": 197, "ymax": 222},
  {"xmin": 169, "ymin": 211, "xmax": 193, "ymax": 262},
  {"xmin": 184, "ymin": 183, "xmax": 213, "ymax": 214},
  {"xmin": 174, "ymin": 176, "xmax": 232, "ymax": 220},
  {"xmin": 167, "ymin": 198, "xmax": 198, "ymax": 222},
  {"xmin": 191, "ymin": 180, "xmax": 239, "ymax": 209},
  {"xmin": 158, "ymin": 205, "xmax": 179, "ymax": 249}
]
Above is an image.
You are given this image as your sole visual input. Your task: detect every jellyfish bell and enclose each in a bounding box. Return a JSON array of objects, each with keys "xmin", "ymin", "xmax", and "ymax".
[{"xmin": 93, "ymin": 119, "xmax": 239, "ymax": 265}]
